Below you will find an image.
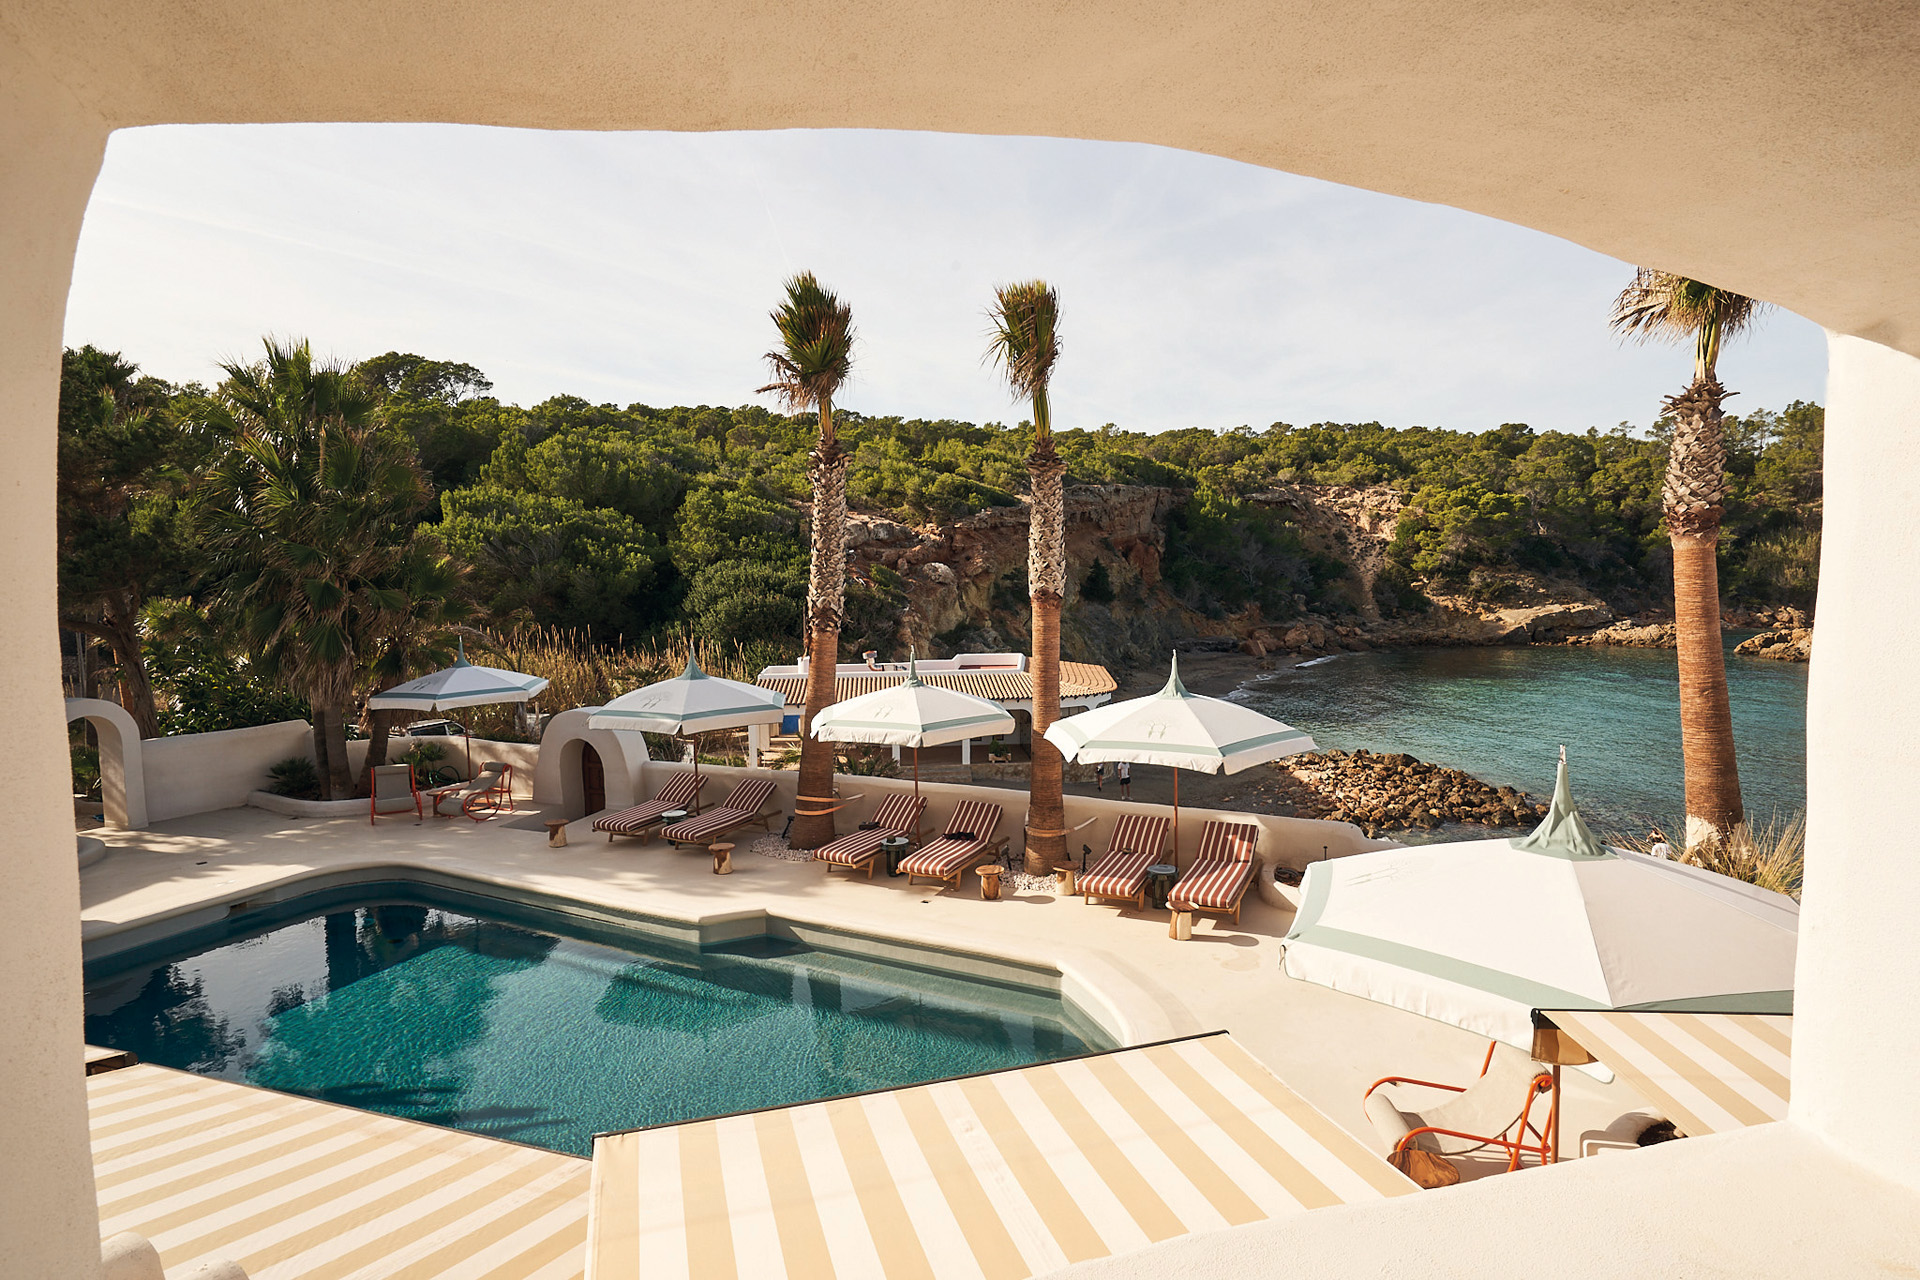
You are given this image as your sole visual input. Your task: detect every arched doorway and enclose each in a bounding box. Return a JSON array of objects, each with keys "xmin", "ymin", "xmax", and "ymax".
[
  {"xmin": 62, "ymin": 698, "xmax": 147, "ymax": 830},
  {"xmin": 580, "ymin": 743, "xmax": 605, "ymax": 816}
]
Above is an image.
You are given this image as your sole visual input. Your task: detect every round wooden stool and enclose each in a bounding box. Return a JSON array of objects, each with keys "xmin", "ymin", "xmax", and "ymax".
[
  {"xmin": 710, "ymin": 842, "xmax": 734, "ymax": 875},
  {"xmin": 976, "ymin": 864, "xmax": 1003, "ymax": 900},
  {"xmin": 1053, "ymin": 863, "xmax": 1077, "ymax": 895},
  {"xmin": 544, "ymin": 819, "xmax": 569, "ymax": 849},
  {"xmin": 1170, "ymin": 910, "xmax": 1193, "ymax": 941}
]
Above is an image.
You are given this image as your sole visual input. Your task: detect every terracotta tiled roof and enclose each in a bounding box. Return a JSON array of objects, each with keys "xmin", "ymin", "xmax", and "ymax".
[{"xmin": 757, "ymin": 661, "xmax": 1116, "ymax": 708}]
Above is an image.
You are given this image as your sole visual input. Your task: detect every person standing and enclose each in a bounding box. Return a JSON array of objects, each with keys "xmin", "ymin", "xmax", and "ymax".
[
  {"xmin": 1093, "ymin": 762, "xmax": 1105, "ymax": 792},
  {"xmin": 1116, "ymin": 761, "xmax": 1131, "ymax": 799}
]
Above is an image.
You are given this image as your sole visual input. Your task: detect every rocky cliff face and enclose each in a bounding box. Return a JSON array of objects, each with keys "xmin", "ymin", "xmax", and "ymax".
[{"xmin": 840, "ymin": 483, "xmax": 1812, "ymax": 673}]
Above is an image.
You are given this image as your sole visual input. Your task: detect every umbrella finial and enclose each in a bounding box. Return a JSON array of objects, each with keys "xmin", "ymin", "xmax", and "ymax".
[
  {"xmin": 1160, "ymin": 651, "xmax": 1190, "ymax": 698},
  {"xmin": 904, "ymin": 647, "xmax": 922, "ymax": 687},
  {"xmin": 683, "ymin": 648, "xmax": 706, "ymax": 679},
  {"xmin": 455, "ymin": 635, "xmax": 468, "ymax": 665},
  {"xmin": 1513, "ymin": 746, "xmax": 1607, "ymax": 859}
]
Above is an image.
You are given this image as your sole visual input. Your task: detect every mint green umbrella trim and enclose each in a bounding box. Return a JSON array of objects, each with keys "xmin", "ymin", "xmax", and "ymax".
[
  {"xmin": 1285, "ymin": 925, "xmax": 1604, "ymax": 1011},
  {"xmin": 820, "ymin": 710, "xmax": 1011, "ymax": 733},
  {"xmin": 1616, "ymin": 990, "xmax": 1795, "ymax": 1015},
  {"xmin": 594, "ymin": 702, "xmax": 782, "ymax": 726},
  {"xmin": 1512, "ymin": 748, "xmax": 1608, "ymax": 860},
  {"xmin": 1051, "ymin": 729, "xmax": 1316, "ymax": 757}
]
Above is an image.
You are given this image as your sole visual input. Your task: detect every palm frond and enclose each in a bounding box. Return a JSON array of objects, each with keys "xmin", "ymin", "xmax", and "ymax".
[
  {"xmin": 1609, "ymin": 268, "xmax": 1767, "ymax": 381},
  {"xmin": 985, "ymin": 281, "xmax": 1061, "ymax": 406},
  {"xmin": 758, "ymin": 272, "xmax": 855, "ymax": 415}
]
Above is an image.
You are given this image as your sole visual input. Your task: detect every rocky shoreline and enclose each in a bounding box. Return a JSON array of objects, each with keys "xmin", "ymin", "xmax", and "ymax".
[{"xmin": 1277, "ymin": 749, "xmax": 1548, "ymax": 836}]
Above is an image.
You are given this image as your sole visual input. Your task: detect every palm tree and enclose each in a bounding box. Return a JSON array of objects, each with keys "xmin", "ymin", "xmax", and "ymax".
[
  {"xmin": 197, "ymin": 339, "xmax": 431, "ymax": 800},
  {"xmin": 355, "ymin": 539, "xmax": 471, "ymax": 797},
  {"xmin": 1610, "ymin": 268, "xmax": 1767, "ymax": 844},
  {"xmin": 759, "ymin": 273, "xmax": 856, "ymax": 849},
  {"xmin": 988, "ymin": 281, "xmax": 1067, "ymax": 876}
]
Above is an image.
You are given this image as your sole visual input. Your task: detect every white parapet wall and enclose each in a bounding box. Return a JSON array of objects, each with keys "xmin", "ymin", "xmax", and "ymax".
[{"xmin": 142, "ymin": 720, "xmax": 315, "ymax": 824}]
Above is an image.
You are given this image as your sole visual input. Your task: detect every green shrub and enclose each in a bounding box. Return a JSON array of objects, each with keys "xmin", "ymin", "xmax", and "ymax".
[
  {"xmin": 267, "ymin": 756, "xmax": 321, "ymax": 800},
  {"xmin": 71, "ymin": 743, "xmax": 101, "ymax": 798},
  {"xmin": 1081, "ymin": 560, "xmax": 1116, "ymax": 604}
]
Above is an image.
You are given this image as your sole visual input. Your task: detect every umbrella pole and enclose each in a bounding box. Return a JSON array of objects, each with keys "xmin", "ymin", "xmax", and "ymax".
[
  {"xmin": 1172, "ymin": 768, "xmax": 1180, "ymax": 863},
  {"xmin": 464, "ymin": 725, "xmax": 473, "ymax": 779},
  {"xmin": 914, "ymin": 745, "xmax": 920, "ymax": 804}
]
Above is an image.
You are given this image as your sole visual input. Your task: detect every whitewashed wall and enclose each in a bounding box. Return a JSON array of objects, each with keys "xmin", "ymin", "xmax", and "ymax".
[{"xmin": 142, "ymin": 720, "xmax": 314, "ymax": 823}]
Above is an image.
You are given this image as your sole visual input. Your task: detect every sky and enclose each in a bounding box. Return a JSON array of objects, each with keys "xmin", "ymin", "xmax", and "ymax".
[{"xmin": 65, "ymin": 124, "xmax": 1828, "ymax": 435}]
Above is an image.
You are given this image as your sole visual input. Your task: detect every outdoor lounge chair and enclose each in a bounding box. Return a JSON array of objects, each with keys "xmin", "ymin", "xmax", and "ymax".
[
  {"xmin": 814, "ymin": 792, "xmax": 928, "ymax": 878},
  {"xmin": 428, "ymin": 761, "xmax": 511, "ymax": 820},
  {"xmin": 369, "ymin": 763, "xmax": 422, "ymax": 824},
  {"xmin": 593, "ymin": 771, "xmax": 708, "ymax": 843},
  {"xmin": 1078, "ymin": 812, "xmax": 1173, "ymax": 909},
  {"xmin": 1362, "ymin": 1042, "xmax": 1558, "ymax": 1183},
  {"xmin": 1168, "ymin": 819, "xmax": 1261, "ymax": 925},
  {"xmin": 659, "ymin": 777, "xmax": 781, "ymax": 848},
  {"xmin": 898, "ymin": 800, "xmax": 1007, "ymax": 889}
]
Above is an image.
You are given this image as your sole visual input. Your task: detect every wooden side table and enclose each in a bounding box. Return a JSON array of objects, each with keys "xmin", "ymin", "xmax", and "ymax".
[
  {"xmin": 1053, "ymin": 863, "xmax": 1077, "ymax": 895},
  {"xmin": 1170, "ymin": 910, "xmax": 1193, "ymax": 941},
  {"xmin": 976, "ymin": 864, "xmax": 1004, "ymax": 900},
  {"xmin": 544, "ymin": 819, "xmax": 569, "ymax": 848},
  {"xmin": 710, "ymin": 842, "xmax": 734, "ymax": 875}
]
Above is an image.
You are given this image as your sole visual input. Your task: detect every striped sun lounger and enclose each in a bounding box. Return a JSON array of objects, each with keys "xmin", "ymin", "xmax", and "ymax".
[
  {"xmin": 814, "ymin": 792, "xmax": 928, "ymax": 877},
  {"xmin": 1079, "ymin": 812, "xmax": 1173, "ymax": 910},
  {"xmin": 660, "ymin": 777, "xmax": 780, "ymax": 846},
  {"xmin": 898, "ymin": 799, "xmax": 1006, "ymax": 889},
  {"xmin": 1170, "ymin": 819, "xmax": 1262, "ymax": 924},
  {"xmin": 594, "ymin": 771, "xmax": 708, "ymax": 842}
]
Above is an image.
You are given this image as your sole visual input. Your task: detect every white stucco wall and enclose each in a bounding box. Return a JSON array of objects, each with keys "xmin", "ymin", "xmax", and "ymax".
[
  {"xmin": 142, "ymin": 719, "xmax": 314, "ymax": 823},
  {"xmin": 1793, "ymin": 334, "xmax": 1920, "ymax": 1192}
]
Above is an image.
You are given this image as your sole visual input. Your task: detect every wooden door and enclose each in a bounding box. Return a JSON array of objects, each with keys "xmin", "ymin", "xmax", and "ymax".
[{"xmin": 581, "ymin": 744, "xmax": 606, "ymax": 815}]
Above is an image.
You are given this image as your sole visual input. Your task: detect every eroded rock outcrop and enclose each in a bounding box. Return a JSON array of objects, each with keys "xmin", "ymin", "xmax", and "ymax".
[{"xmin": 1281, "ymin": 748, "xmax": 1548, "ymax": 834}]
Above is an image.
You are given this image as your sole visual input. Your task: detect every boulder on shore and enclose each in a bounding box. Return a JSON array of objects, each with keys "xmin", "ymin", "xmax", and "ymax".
[{"xmin": 1280, "ymin": 747, "xmax": 1547, "ymax": 836}]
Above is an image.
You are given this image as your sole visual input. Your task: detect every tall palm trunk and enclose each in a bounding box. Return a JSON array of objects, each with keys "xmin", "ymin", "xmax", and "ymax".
[
  {"xmin": 1025, "ymin": 439, "xmax": 1068, "ymax": 874},
  {"xmin": 1664, "ymin": 377, "xmax": 1744, "ymax": 841},
  {"xmin": 791, "ymin": 417, "xmax": 847, "ymax": 849}
]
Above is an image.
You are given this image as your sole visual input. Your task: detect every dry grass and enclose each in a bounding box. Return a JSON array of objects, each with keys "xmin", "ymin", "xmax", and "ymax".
[
  {"xmin": 451, "ymin": 626, "xmax": 771, "ymax": 739},
  {"xmin": 1606, "ymin": 810, "xmax": 1805, "ymax": 900}
]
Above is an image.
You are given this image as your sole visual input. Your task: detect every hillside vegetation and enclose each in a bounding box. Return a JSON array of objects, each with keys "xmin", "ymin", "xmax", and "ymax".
[{"xmin": 58, "ymin": 344, "xmax": 1823, "ymax": 735}]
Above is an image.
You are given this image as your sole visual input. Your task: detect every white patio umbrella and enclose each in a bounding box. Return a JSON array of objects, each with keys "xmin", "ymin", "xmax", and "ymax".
[
  {"xmin": 366, "ymin": 638, "xmax": 549, "ymax": 775},
  {"xmin": 588, "ymin": 653, "xmax": 785, "ymax": 790},
  {"xmin": 1043, "ymin": 652, "xmax": 1317, "ymax": 860},
  {"xmin": 1279, "ymin": 750, "xmax": 1800, "ymax": 1052},
  {"xmin": 809, "ymin": 654, "xmax": 1016, "ymax": 800}
]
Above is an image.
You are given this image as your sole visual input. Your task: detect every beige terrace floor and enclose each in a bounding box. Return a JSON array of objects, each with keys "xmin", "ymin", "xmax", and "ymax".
[{"xmin": 79, "ymin": 803, "xmax": 1661, "ymax": 1275}]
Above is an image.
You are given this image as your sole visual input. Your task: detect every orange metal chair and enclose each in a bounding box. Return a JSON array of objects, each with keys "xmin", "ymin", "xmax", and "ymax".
[{"xmin": 1363, "ymin": 1041, "xmax": 1559, "ymax": 1174}]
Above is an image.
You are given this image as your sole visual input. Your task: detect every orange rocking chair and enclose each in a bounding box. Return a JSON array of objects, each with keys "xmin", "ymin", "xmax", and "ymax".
[{"xmin": 1362, "ymin": 1041, "xmax": 1559, "ymax": 1182}]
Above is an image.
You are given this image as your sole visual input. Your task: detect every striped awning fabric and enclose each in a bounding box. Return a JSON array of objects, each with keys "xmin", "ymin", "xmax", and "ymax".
[
  {"xmin": 758, "ymin": 662, "xmax": 1117, "ymax": 710},
  {"xmin": 1542, "ymin": 1010, "xmax": 1792, "ymax": 1136},
  {"xmin": 586, "ymin": 1032, "xmax": 1413, "ymax": 1280},
  {"xmin": 90, "ymin": 1064, "xmax": 591, "ymax": 1280}
]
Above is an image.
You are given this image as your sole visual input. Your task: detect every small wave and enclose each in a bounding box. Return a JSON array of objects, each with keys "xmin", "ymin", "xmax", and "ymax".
[{"xmin": 1295, "ymin": 655, "xmax": 1341, "ymax": 668}]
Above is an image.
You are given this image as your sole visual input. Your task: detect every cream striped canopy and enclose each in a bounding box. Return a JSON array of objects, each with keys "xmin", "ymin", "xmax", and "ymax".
[
  {"xmin": 586, "ymin": 1032, "xmax": 1412, "ymax": 1280},
  {"xmin": 1543, "ymin": 1010, "xmax": 1792, "ymax": 1136}
]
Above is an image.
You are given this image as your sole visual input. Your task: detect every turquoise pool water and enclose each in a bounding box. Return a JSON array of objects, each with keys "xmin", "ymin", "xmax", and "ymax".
[
  {"xmin": 83, "ymin": 884, "xmax": 1099, "ymax": 1155},
  {"xmin": 1235, "ymin": 636, "xmax": 1807, "ymax": 831}
]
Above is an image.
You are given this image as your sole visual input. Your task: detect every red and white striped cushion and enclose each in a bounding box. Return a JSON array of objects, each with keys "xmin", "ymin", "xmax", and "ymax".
[
  {"xmin": 814, "ymin": 826, "xmax": 893, "ymax": 867},
  {"xmin": 898, "ymin": 801, "xmax": 1004, "ymax": 878},
  {"xmin": 1195, "ymin": 820, "xmax": 1259, "ymax": 863},
  {"xmin": 592, "ymin": 772, "xmax": 708, "ymax": 834},
  {"xmin": 716, "ymin": 777, "xmax": 778, "ymax": 815},
  {"xmin": 1107, "ymin": 813, "xmax": 1171, "ymax": 862},
  {"xmin": 1170, "ymin": 858, "xmax": 1255, "ymax": 910},
  {"xmin": 1079, "ymin": 848, "xmax": 1159, "ymax": 900},
  {"xmin": 814, "ymin": 793, "xmax": 928, "ymax": 867}
]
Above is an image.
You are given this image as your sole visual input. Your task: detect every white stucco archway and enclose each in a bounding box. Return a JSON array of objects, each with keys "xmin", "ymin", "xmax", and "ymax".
[
  {"xmin": 6, "ymin": 5, "xmax": 1920, "ymax": 1275},
  {"xmin": 63, "ymin": 697, "xmax": 147, "ymax": 830},
  {"xmin": 532, "ymin": 708, "xmax": 648, "ymax": 820}
]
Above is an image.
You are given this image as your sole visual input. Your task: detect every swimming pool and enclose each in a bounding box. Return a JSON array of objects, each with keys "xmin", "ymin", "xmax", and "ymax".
[{"xmin": 83, "ymin": 881, "xmax": 1105, "ymax": 1156}]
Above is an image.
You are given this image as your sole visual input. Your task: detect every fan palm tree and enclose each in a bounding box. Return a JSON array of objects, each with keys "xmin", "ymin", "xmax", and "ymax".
[
  {"xmin": 1610, "ymin": 268, "xmax": 1767, "ymax": 844},
  {"xmin": 759, "ymin": 273, "xmax": 856, "ymax": 849},
  {"xmin": 355, "ymin": 540, "xmax": 471, "ymax": 797},
  {"xmin": 197, "ymin": 339, "xmax": 431, "ymax": 800},
  {"xmin": 988, "ymin": 281, "xmax": 1067, "ymax": 875}
]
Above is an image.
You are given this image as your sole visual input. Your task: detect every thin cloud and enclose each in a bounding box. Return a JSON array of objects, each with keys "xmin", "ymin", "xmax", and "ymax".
[{"xmin": 66, "ymin": 124, "xmax": 1826, "ymax": 430}]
